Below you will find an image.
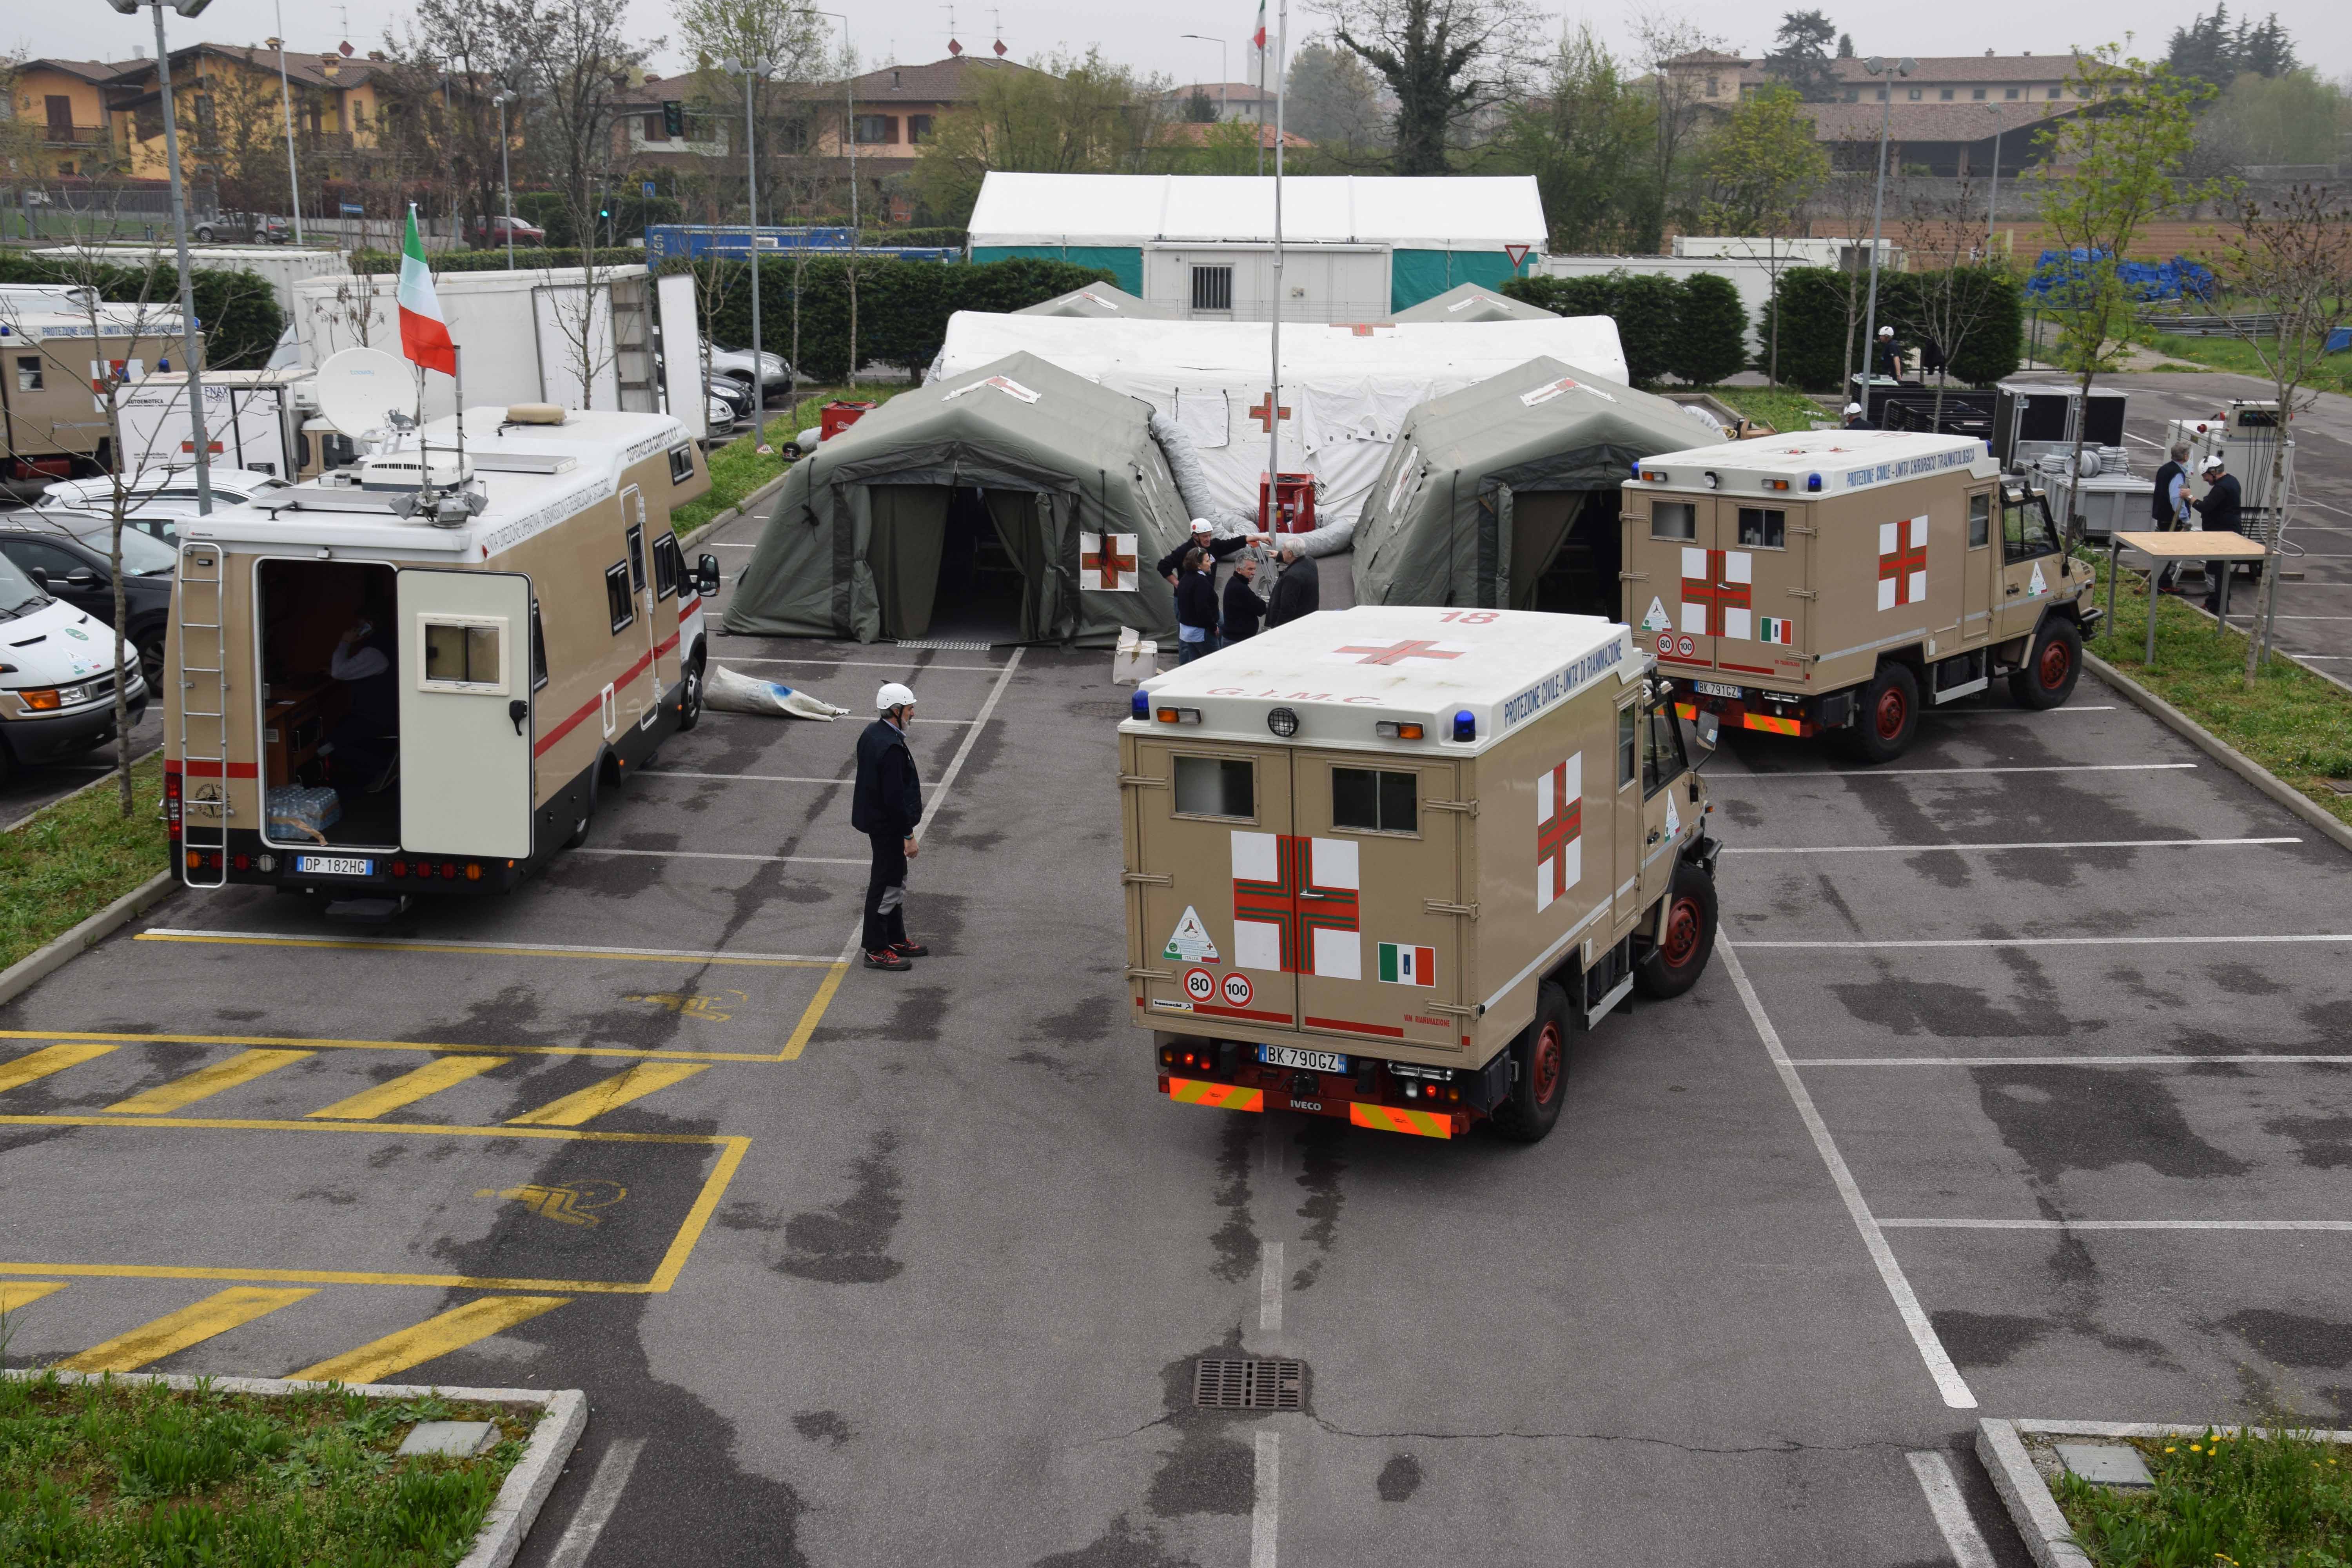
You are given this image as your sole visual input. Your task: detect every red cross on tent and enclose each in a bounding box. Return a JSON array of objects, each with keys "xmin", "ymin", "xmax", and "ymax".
[
  {"xmin": 1232, "ymin": 833, "xmax": 1361, "ymax": 977},
  {"xmin": 1877, "ymin": 516, "xmax": 1929, "ymax": 610},
  {"xmin": 1328, "ymin": 323, "xmax": 1392, "ymax": 337},
  {"xmin": 1248, "ymin": 393, "xmax": 1291, "ymax": 433},
  {"xmin": 1535, "ymin": 755, "xmax": 1583, "ymax": 913},
  {"xmin": 1678, "ymin": 547, "xmax": 1751, "ymax": 637},
  {"xmin": 1080, "ymin": 532, "xmax": 1137, "ymax": 591},
  {"xmin": 1333, "ymin": 639, "xmax": 1465, "ymax": 667}
]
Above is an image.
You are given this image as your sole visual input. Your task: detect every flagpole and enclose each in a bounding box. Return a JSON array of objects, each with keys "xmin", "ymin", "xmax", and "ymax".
[{"xmin": 1265, "ymin": 0, "xmax": 1285, "ymax": 536}]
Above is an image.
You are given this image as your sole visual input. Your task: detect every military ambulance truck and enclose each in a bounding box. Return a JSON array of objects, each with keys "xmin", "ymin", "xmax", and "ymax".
[
  {"xmin": 1621, "ymin": 429, "xmax": 2101, "ymax": 762},
  {"xmin": 1122, "ymin": 606, "xmax": 1720, "ymax": 1144}
]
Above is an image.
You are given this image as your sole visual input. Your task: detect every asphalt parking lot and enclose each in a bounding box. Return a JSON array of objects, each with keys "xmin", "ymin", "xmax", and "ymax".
[{"xmin": 2, "ymin": 502, "xmax": 2349, "ymax": 1564}]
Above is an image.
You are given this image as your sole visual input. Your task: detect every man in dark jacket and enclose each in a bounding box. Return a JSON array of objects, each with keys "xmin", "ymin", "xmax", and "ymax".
[
  {"xmin": 851, "ymin": 682, "xmax": 926, "ymax": 971},
  {"xmin": 1174, "ymin": 548, "xmax": 1220, "ymax": 662},
  {"xmin": 2195, "ymin": 455, "xmax": 2245, "ymax": 614},
  {"xmin": 2149, "ymin": 441, "xmax": 2191, "ymax": 592},
  {"xmin": 1158, "ymin": 518, "xmax": 1251, "ymax": 583},
  {"xmin": 1266, "ymin": 543, "xmax": 1319, "ymax": 628},
  {"xmin": 1221, "ymin": 554, "xmax": 1266, "ymax": 643}
]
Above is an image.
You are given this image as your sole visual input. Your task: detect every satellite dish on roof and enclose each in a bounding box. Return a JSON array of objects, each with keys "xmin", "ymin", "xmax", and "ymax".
[{"xmin": 313, "ymin": 347, "xmax": 411, "ymax": 439}]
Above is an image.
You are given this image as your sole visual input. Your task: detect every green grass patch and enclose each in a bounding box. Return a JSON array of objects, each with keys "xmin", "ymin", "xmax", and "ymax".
[
  {"xmin": 675, "ymin": 385, "xmax": 915, "ymax": 540},
  {"xmin": 1694, "ymin": 386, "xmax": 1833, "ymax": 434},
  {"xmin": 0, "ymin": 751, "xmax": 167, "ymax": 972},
  {"xmin": 2134, "ymin": 330, "xmax": 2352, "ymax": 397},
  {"xmin": 0, "ymin": 1371, "xmax": 533, "ymax": 1567},
  {"xmin": 2085, "ymin": 558, "xmax": 2352, "ymax": 827},
  {"xmin": 2051, "ymin": 1426, "xmax": 2352, "ymax": 1566}
]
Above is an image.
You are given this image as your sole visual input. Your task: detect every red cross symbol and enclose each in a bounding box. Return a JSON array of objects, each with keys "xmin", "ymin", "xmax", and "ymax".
[
  {"xmin": 1081, "ymin": 535, "xmax": 1135, "ymax": 590},
  {"xmin": 1879, "ymin": 519, "xmax": 1929, "ymax": 606},
  {"xmin": 1248, "ymin": 393, "xmax": 1292, "ymax": 433},
  {"xmin": 1333, "ymin": 639, "xmax": 1464, "ymax": 667},
  {"xmin": 1679, "ymin": 548, "xmax": 1749, "ymax": 637},
  {"xmin": 1234, "ymin": 837, "xmax": 1359, "ymax": 975},
  {"xmin": 1329, "ymin": 323, "xmax": 1387, "ymax": 336},
  {"xmin": 1537, "ymin": 762, "xmax": 1581, "ymax": 904}
]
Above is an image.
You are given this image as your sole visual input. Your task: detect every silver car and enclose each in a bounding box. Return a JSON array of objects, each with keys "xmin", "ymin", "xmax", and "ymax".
[{"xmin": 36, "ymin": 468, "xmax": 292, "ymax": 541}]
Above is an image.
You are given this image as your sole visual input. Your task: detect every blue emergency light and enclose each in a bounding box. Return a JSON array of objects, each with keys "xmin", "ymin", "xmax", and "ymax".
[
  {"xmin": 1130, "ymin": 690, "xmax": 1149, "ymax": 720},
  {"xmin": 1806, "ymin": 472, "xmax": 1823, "ymax": 492},
  {"xmin": 1453, "ymin": 710, "xmax": 1476, "ymax": 742}
]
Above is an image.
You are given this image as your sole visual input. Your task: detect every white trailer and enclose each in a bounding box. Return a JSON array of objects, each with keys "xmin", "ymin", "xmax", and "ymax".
[
  {"xmin": 116, "ymin": 368, "xmax": 319, "ymax": 482},
  {"xmin": 32, "ymin": 245, "xmax": 348, "ymax": 320}
]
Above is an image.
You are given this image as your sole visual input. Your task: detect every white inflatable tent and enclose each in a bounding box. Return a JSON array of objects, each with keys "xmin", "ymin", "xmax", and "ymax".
[{"xmin": 929, "ymin": 312, "xmax": 1630, "ymax": 529}]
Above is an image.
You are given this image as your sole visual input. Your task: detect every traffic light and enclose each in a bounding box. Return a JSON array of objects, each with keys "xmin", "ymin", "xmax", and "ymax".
[{"xmin": 662, "ymin": 100, "xmax": 684, "ymax": 138}]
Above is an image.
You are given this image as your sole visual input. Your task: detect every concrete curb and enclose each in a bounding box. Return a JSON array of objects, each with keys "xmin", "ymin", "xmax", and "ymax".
[
  {"xmin": 0, "ymin": 869, "xmax": 174, "ymax": 1009},
  {"xmin": 5, "ymin": 1369, "xmax": 585, "ymax": 1568},
  {"xmin": 678, "ymin": 467, "xmax": 791, "ymax": 549},
  {"xmin": 1978, "ymin": 1417, "xmax": 2352, "ymax": 1568},
  {"xmin": 2083, "ymin": 652, "xmax": 2352, "ymax": 856},
  {"xmin": 0, "ymin": 746, "xmax": 161, "ymax": 836}
]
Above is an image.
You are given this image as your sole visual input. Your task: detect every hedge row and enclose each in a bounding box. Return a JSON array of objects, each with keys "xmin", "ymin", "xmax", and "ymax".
[
  {"xmin": 1501, "ymin": 271, "xmax": 1747, "ymax": 387},
  {"xmin": 1759, "ymin": 265, "xmax": 2023, "ymax": 392},
  {"xmin": 351, "ymin": 247, "xmax": 648, "ymax": 273},
  {"xmin": 0, "ymin": 253, "xmax": 284, "ymax": 371},
  {"xmin": 673, "ymin": 254, "xmax": 1114, "ymax": 382}
]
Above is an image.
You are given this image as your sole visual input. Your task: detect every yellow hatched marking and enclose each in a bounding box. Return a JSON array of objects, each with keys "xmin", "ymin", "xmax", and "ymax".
[
  {"xmin": 106, "ymin": 1049, "xmax": 314, "ymax": 1114},
  {"xmin": 0, "ymin": 1024, "xmax": 829, "ymax": 1066},
  {"xmin": 135, "ymin": 931, "xmax": 837, "ymax": 967},
  {"xmin": 0, "ymin": 1042, "xmax": 116, "ymax": 1094},
  {"xmin": 306, "ymin": 1055, "xmax": 510, "ymax": 1121},
  {"xmin": 508, "ymin": 1062, "xmax": 709, "ymax": 1127},
  {"xmin": 60, "ymin": 1287, "xmax": 316, "ymax": 1372},
  {"xmin": 782, "ymin": 962, "xmax": 849, "ymax": 1060},
  {"xmin": 292, "ymin": 1296, "xmax": 568, "ymax": 1384},
  {"xmin": 0, "ymin": 1281, "xmax": 69, "ymax": 1314}
]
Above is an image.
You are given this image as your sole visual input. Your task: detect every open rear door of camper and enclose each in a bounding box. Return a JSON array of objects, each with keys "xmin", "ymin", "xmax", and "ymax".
[{"xmin": 397, "ymin": 568, "xmax": 534, "ymax": 858}]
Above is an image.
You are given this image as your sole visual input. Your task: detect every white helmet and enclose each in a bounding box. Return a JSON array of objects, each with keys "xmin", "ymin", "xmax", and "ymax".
[
  {"xmin": 1189, "ymin": 517, "xmax": 1213, "ymax": 535},
  {"xmin": 1878, "ymin": 325, "xmax": 1895, "ymax": 338},
  {"xmin": 1843, "ymin": 402, "xmax": 1863, "ymax": 416},
  {"xmin": 877, "ymin": 681, "xmax": 917, "ymax": 711}
]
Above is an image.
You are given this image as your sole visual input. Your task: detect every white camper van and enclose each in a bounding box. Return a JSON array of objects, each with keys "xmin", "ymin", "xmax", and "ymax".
[{"xmin": 163, "ymin": 401, "xmax": 716, "ymax": 895}]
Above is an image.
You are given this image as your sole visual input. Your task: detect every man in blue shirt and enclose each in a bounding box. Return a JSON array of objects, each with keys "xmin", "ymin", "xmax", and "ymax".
[{"xmin": 2151, "ymin": 441, "xmax": 2190, "ymax": 592}]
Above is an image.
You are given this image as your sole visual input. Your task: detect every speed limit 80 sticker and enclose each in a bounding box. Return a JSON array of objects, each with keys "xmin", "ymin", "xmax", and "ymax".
[{"xmin": 1184, "ymin": 969, "xmax": 1217, "ymax": 1002}]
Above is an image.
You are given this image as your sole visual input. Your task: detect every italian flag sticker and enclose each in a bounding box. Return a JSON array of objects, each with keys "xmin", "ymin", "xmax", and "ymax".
[
  {"xmin": 1757, "ymin": 616, "xmax": 1795, "ymax": 646},
  {"xmin": 1377, "ymin": 943, "xmax": 1436, "ymax": 987}
]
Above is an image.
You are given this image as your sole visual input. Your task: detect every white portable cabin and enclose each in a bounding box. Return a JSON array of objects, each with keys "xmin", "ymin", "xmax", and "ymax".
[
  {"xmin": 33, "ymin": 245, "xmax": 349, "ymax": 319},
  {"xmin": 116, "ymin": 368, "xmax": 318, "ymax": 481},
  {"xmin": 930, "ymin": 312, "xmax": 1630, "ymax": 528},
  {"xmin": 968, "ymin": 173, "xmax": 1548, "ymax": 322}
]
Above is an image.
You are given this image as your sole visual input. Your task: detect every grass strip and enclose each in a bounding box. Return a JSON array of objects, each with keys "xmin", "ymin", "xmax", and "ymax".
[
  {"xmin": 0, "ymin": 1370, "xmax": 535, "ymax": 1568},
  {"xmin": 0, "ymin": 751, "xmax": 167, "ymax": 972},
  {"xmin": 675, "ymin": 385, "xmax": 914, "ymax": 540},
  {"xmin": 1696, "ymin": 385, "xmax": 1833, "ymax": 434},
  {"xmin": 2135, "ymin": 329, "xmax": 2352, "ymax": 396},
  {"xmin": 2051, "ymin": 1426, "xmax": 2352, "ymax": 1566},
  {"xmin": 2085, "ymin": 558, "xmax": 2352, "ymax": 828}
]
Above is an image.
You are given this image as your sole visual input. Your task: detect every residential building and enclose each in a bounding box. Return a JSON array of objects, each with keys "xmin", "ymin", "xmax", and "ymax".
[
  {"xmin": 612, "ymin": 73, "xmax": 733, "ymax": 173},
  {"xmin": 1162, "ymin": 81, "xmax": 1278, "ymax": 125},
  {"xmin": 9, "ymin": 58, "xmax": 140, "ymax": 177},
  {"xmin": 804, "ymin": 56, "xmax": 1033, "ymax": 160}
]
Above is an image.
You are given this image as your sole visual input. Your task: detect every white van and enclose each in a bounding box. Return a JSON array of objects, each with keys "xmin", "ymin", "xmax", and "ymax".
[{"xmin": 0, "ymin": 553, "xmax": 148, "ymax": 780}]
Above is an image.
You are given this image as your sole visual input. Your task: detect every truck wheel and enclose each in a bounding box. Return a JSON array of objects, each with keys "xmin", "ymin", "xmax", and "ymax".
[
  {"xmin": 676, "ymin": 657, "xmax": 705, "ymax": 731},
  {"xmin": 1634, "ymin": 863, "xmax": 1718, "ymax": 999},
  {"xmin": 1843, "ymin": 661, "xmax": 1920, "ymax": 763},
  {"xmin": 1492, "ymin": 981, "xmax": 1570, "ymax": 1145},
  {"xmin": 2009, "ymin": 618, "xmax": 2082, "ymax": 710}
]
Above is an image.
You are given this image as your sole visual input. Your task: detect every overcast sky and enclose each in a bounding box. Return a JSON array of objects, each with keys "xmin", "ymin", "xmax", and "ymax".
[{"xmin": 18, "ymin": 0, "xmax": 2345, "ymax": 91}]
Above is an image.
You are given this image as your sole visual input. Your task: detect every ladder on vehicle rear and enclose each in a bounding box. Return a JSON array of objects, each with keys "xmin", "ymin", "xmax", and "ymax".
[{"xmin": 176, "ymin": 541, "xmax": 229, "ymax": 887}]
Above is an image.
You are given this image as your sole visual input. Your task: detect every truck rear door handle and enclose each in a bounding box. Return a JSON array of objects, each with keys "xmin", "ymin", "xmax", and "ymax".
[
  {"xmin": 2005, "ymin": 586, "xmax": 2020, "ymax": 595},
  {"xmin": 508, "ymin": 699, "xmax": 529, "ymax": 735},
  {"xmin": 1647, "ymin": 829, "xmax": 1662, "ymax": 844}
]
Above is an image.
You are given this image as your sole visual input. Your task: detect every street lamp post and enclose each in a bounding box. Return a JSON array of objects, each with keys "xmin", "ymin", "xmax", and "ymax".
[
  {"xmin": 721, "ymin": 55, "xmax": 773, "ymax": 453},
  {"xmin": 108, "ymin": 0, "xmax": 214, "ymax": 517},
  {"xmin": 270, "ymin": 2, "xmax": 301, "ymax": 243},
  {"xmin": 1984, "ymin": 102, "xmax": 2004, "ymax": 251},
  {"xmin": 492, "ymin": 91, "xmax": 516, "ymax": 270},
  {"xmin": 1180, "ymin": 34, "xmax": 1227, "ymax": 122},
  {"xmin": 1857, "ymin": 54, "xmax": 1916, "ymax": 415}
]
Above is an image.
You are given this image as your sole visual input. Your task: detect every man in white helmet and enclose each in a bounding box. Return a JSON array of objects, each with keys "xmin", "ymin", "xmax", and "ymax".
[
  {"xmin": 851, "ymin": 681, "xmax": 926, "ymax": 971},
  {"xmin": 1841, "ymin": 401, "xmax": 1867, "ymax": 430},
  {"xmin": 1157, "ymin": 517, "xmax": 1253, "ymax": 585}
]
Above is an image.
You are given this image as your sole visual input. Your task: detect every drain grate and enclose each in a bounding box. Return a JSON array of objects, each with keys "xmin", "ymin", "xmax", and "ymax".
[
  {"xmin": 893, "ymin": 639, "xmax": 993, "ymax": 651},
  {"xmin": 1194, "ymin": 1358, "xmax": 1304, "ymax": 1411},
  {"xmin": 2327, "ymin": 779, "xmax": 2352, "ymax": 797}
]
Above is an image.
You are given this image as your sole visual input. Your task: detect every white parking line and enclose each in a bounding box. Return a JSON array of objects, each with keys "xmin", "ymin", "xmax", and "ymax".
[
  {"xmin": 546, "ymin": 1436, "xmax": 647, "ymax": 1568},
  {"xmin": 1907, "ymin": 1451, "xmax": 1997, "ymax": 1568},
  {"xmin": 1881, "ymin": 1218, "xmax": 2352, "ymax": 1232},
  {"xmin": 1252, "ymin": 1430, "xmax": 1281, "ymax": 1568},
  {"xmin": 1719, "ymin": 942, "xmax": 1977, "ymax": 1409},
  {"xmin": 715, "ymin": 656, "xmax": 1006, "ymax": 671},
  {"xmin": 639, "ymin": 769, "xmax": 846, "ymax": 784},
  {"xmin": 1729, "ymin": 762, "xmax": 2193, "ymax": 781},
  {"xmin": 704, "ymin": 542, "xmax": 756, "ymax": 547},
  {"xmin": 1735, "ymin": 931, "xmax": 2352, "ymax": 950},
  {"xmin": 1724, "ymin": 836, "xmax": 2296, "ymax": 855},
  {"xmin": 1936, "ymin": 703, "xmax": 2118, "ymax": 714},
  {"xmin": 1790, "ymin": 1053, "xmax": 2352, "ymax": 1067},
  {"xmin": 1260, "ymin": 1241, "xmax": 1285, "ymax": 1335},
  {"xmin": 572, "ymin": 847, "xmax": 866, "ymax": 866}
]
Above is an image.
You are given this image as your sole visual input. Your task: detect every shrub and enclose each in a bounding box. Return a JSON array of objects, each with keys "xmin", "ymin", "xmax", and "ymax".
[
  {"xmin": 0, "ymin": 253, "xmax": 285, "ymax": 371},
  {"xmin": 1758, "ymin": 263, "xmax": 2022, "ymax": 391},
  {"xmin": 1676, "ymin": 272, "xmax": 1750, "ymax": 384},
  {"xmin": 1502, "ymin": 270, "xmax": 1749, "ymax": 387}
]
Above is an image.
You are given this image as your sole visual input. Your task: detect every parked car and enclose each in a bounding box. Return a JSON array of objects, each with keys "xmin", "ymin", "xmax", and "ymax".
[
  {"xmin": 0, "ymin": 512, "xmax": 178, "ymax": 689},
  {"xmin": 38, "ymin": 468, "xmax": 291, "ymax": 541},
  {"xmin": 706, "ymin": 375, "xmax": 752, "ymax": 421},
  {"xmin": 707, "ymin": 391, "xmax": 740, "ymax": 430},
  {"xmin": 470, "ymin": 214, "xmax": 547, "ymax": 247},
  {"xmin": 190, "ymin": 212, "xmax": 292, "ymax": 244},
  {"xmin": 708, "ymin": 345, "xmax": 792, "ymax": 394}
]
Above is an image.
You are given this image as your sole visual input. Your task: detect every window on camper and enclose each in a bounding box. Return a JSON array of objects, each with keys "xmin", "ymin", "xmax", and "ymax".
[
  {"xmin": 1651, "ymin": 501, "xmax": 1697, "ymax": 541},
  {"xmin": 1618, "ymin": 702, "xmax": 1639, "ymax": 788},
  {"xmin": 1173, "ymin": 755, "xmax": 1253, "ymax": 820},
  {"xmin": 625, "ymin": 524, "xmax": 646, "ymax": 593},
  {"xmin": 653, "ymin": 534, "xmax": 680, "ymax": 600},
  {"xmin": 1332, "ymin": 767, "xmax": 1417, "ymax": 835},
  {"xmin": 15, "ymin": 357, "xmax": 40, "ymax": 392},
  {"xmin": 667, "ymin": 444, "xmax": 694, "ymax": 485},
  {"xmin": 531, "ymin": 601, "xmax": 548, "ymax": 690},
  {"xmin": 420, "ymin": 617, "xmax": 507, "ymax": 693},
  {"xmin": 1736, "ymin": 506, "xmax": 1785, "ymax": 548},
  {"xmin": 606, "ymin": 562, "xmax": 635, "ymax": 633},
  {"xmin": 1968, "ymin": 492, "xmax": 1991, "ymax": 548}
]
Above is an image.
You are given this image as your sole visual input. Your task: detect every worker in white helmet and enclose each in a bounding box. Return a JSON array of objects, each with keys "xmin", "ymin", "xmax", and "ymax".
[
  {"xmin": 1157, "ymin": 517, "xmax": 1254, "ymax": 585},
  {"xmin": 1875, "ymin": 324, "xmax": 1903, "ymax": 382},
  {"xmin": 1842, "ymin": 401, "xmax": 1867, "ymax": 430},
  {"xmin": 851, "ymin": 681, "xmax": 926, "ymax": 970}
]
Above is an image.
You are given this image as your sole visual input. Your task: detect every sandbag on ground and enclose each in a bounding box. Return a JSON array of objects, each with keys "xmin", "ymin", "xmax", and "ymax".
[{"xmin": 705, "ymin": 664, "xmax": 852, "ymax": 720}]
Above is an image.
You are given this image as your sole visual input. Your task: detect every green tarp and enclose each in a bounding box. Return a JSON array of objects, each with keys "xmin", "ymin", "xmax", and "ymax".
[
  {"xmin": 1389, "ymin": 281, "xmax": 1556, "ymax": 324},
  {"xmin": 971, "ymin": 244, "xmax": 1143, "ymax": 294},
  {"xmin": 1390, "ymin": 250, "xmax": 1534, "ymax": 313},
  {"xmin": 723, "ymin": 351, "xmax": 1193, "ymax": 647},
  {"xmin": 1352, "ymin": 357, "xmax": 1713, "ymax": 612}
]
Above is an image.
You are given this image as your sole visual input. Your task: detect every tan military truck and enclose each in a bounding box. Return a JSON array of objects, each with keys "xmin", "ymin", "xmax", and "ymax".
[
  {"xmin": 1121, "ymin": 605, "xmax": 1720, "ymax": 1144},
  {"xmin": 1619, "ymin": 429, "xmax": 2102, "ymax": 762}
]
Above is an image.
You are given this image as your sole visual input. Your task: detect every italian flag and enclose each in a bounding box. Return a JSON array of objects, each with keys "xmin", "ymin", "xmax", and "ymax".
[
  {"xmin": 1377, "ymin": 943, "xmax": 1435, "ymax": 987},
  {"xmin": 396, "ymin": 205, "xmax": 456, "ymax": 376},
  {"xmin": 1252, "ymin": 0, "xmax": 1267, "ymax": 51}
]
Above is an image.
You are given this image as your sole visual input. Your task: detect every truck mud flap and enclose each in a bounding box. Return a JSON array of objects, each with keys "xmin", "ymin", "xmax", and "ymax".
[
  {"xmin": 1166, "ymin": 1076, "xmax": 1264, "ymax": 1112},
  {"xmin": 1348, "ymin": 1103, "xmax": 1454, "ymax": 1139}
]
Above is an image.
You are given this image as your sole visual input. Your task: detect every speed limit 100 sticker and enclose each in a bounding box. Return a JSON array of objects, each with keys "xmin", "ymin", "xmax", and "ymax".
[
  {"xmin": 1221, "ymin": 973, "xmax": 1253, "ymax": 1007},
  {"xmin": 1184, "ymin": 969, "xmax": 1217, "ymax": 1002}
]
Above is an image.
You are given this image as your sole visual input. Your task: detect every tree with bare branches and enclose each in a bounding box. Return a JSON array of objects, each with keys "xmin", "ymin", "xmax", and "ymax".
[{"xmin": 1320, "ymin": 0, "xmax": 1543, "ymax": 174}]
